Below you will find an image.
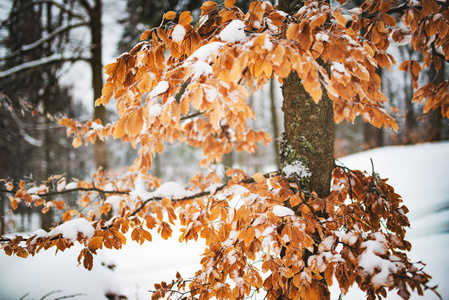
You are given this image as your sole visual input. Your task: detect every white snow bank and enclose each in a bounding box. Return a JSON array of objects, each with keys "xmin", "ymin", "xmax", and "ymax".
[{"xmin": 0, "ymin": 243, "xmax": 121, "ymax": 299}]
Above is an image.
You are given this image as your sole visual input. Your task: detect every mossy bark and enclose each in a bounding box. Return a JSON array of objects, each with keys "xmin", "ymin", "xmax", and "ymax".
[
  {"xmin": 277, "ymin": 1, "xmax": 334, "ymax": 299},
  {"xmin": 281, "ymin": 73, "xmax": 334, "ymax": 197}
]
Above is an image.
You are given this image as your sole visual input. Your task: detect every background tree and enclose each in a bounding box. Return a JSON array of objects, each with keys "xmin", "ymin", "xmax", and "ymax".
[
  {"xmin": 0, "ymin": 0, "xmax": 108, "ymax": 170},
  {"xmin": 1, "ymin": 1, "xmax": 447, "ymax": 300},
  {"xmin": 0, "ymin": 0, "xmax": 89, "ymax": 231}
]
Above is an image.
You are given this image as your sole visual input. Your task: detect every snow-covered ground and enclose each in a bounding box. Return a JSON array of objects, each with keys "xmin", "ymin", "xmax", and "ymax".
[{"xmin": 0, "ymin": 142, "xmax": 448, "ymax": 300}]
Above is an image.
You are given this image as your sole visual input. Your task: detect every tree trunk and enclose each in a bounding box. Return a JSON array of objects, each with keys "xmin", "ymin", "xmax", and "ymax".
[
  {"xmin": 90, "ymin": 0, "xmax": 108, "ymax": 170},
  {"xmin": 278, "ymin": 0, "xmax": 334, "ymax": 198},
  {"xmin": 401, "ymin": 46, "xmax": 417, "ymax": 144},
  {"xmin": 426, "ymin": 62, "xmax": 444, "ymax": 142},
  {"xmin": 278, "ymin": 1, "xmax": 334, "ymax": 299},
  {"xmin": 281, "ymin": 74, "xmax": 334, "ymax": 197},
  {"xmin": 269, "ymin": 78, "xmax": 280, "ymax": 170}
]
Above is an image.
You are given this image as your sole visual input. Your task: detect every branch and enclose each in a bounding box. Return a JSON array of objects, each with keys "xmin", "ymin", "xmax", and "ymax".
[
  {"xmin": 130, "ymin": 175, "xmax": 263, "ymax": 217},
  {"xmin": 0, "ymin": 53, "xmax": 90, "ymax": 78},
  {"xmin": 76, "ymin": 0, "xmax": 93, "ymax": 11},
  {"xmin": 0, "ymin": 21, "xmax": 90, "ymax": 61},
  {"xmin": 0, "ymin": 0, "xmax": 87, "ymax": 29},
  {"xmin": 0, "ymin": 187, "xmax": 131, "ymax": 197}
]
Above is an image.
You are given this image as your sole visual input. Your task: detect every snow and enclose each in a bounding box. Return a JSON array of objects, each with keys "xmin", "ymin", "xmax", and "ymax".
[
  {"xmin": 218, "ymin": 20, "xmax": 247, "ymax": 43},
  {"xmin": 148, "ymin": 102, "xmax": 162, "ymax": 116},
  {"xmin": 396, "ymin": 35, "xmax": 412, "ymax": 46},
  {"xmin": 149, "ymin": 81, "xmax": 169, "ymax": 99},
  {"xmin": 65, "ymin": 181, "xmax": 78, "ymax": 190},
  {"xmin": 171, "ymin": 24, "xmax": 186, "ymax": 43},
  {"xmin": 48, "ymin": 218, "xmax": 95, "ymax": 242},
  {"xmin": 187, "ymin": 41, "xmax": 224, "ymax": 62},
  {"xmin": 0, "ymin": 243, "xmax": 121, "ymax": 299},
  {"xmin": 1, "ymin": 142, "xmax": 448, "ymax": 299},
  {"xmin": 272, "ymin": 205, "xmax": 295, "ymax": 217},
  {"xmin": 358, "ymin": 235, "xmax": 400, "ymax": 289},
  {"xmin": 152, "ymin": 181, "xmax": 194, "ymax": 199},
  {"xmin": 282, "ymin": 160, "xmax": 311, "ymax": 178},
  {"xmin": 190, "ymin": 61, "xmax": 213, "ymax": 80}
]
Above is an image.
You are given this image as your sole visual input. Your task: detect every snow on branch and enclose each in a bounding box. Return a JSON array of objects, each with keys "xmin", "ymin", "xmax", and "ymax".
[
  {"xmin": 0, "ymin": 53, "xmax": 90, "ymax": 78},
  {"xmin": 0, "ymin": 21, "xmax": 90, "ymax": 61}
]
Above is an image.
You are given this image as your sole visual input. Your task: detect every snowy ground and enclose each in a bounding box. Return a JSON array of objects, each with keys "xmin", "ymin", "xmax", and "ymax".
[{"xmin": 0, "ymin": 142, "xmax": 448, "ymax": 300}]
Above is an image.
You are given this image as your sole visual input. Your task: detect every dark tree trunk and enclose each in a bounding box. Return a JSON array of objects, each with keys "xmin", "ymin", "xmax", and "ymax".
[
  {"xmin": 426, "ymin": 62, "xmax": 444, "ymax": 142},
  {"xmin": 281, "ymin": 74, "xmax": 335, "ymax": 197},
  {"xmin": 277, "ymin": 1, "xmax": 334, "ymax": 299},
  {"xmin": 269, "ymin": 79, "xmax": 281, "ymax": 170},
  {"xmin": 90, "ymin": 0, "xmax": 108, "ymax": 170}
]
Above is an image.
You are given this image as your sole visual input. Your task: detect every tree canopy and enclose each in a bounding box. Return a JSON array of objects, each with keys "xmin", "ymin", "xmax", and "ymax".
[{"xmin": 1, "ymin": 0, "xmax": 447, "ymax": 299}]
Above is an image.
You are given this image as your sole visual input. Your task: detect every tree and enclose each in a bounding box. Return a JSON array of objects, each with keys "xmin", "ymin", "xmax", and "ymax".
[
  {"xmin": 0, "ymin": 0, "xmax": 108, "ymax": 169},
  {"xmin": 1, "ymin": 0, "xmax": 447, "ymax": 299},
  {"xmin": 0, "ymin": 0, "xmax": 88, "ymax": 231}
]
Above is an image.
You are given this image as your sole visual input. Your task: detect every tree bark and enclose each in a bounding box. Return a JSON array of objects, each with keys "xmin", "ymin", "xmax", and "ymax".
[
  {"xmin": 426, "ymin": 62, "xmax": 444, "ymax": 142},
  {"xmin": 281, "ymin": 74, "xmax": 334, "ymax": 198},
  {"xmin": 278, "ymin": 0, "xmax": 334, "ymax": 198},
  {"xmin": 277, "ymin": 1, "xmax": 334, "ymax": 299},
  {"xmin": 269, "ymin": 79, "xmax": 281, "ymax": 170},
  {"xmin": 90, "ymin": 0, "xmax": 108, "ymax": 170}
]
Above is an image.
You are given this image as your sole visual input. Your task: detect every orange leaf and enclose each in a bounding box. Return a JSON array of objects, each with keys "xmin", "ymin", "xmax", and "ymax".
[
  {"xmin": 125, "ymin": 108, "xmax": 144, "ymax": 136},
  {"xmin": 79, "ymin": 194, "xmax": 91, "ymax": 207},
  {"xmin": 113, "ymin": 117, "xmax": 126, "ymax": 139},
  {"xmin": 252, "ymin": 173, "xmax": 265, "ymax": 183},
  {"xmin": 9, "ymin": 196, "xmax": 18, "ymax": 210},
  {"xmin": 334, "ymin": 9, "xmax": 348, "ymax": 26},
  {"xmin": 224, "ymin": 0, "xmax": 235, "ymax": 8},
  {"xmin": 88, "ymin": 236, "xmax": 103, "ymax": 250},
  {"xmin": 164, "ymin": 11, "xmax": 177, "ymax": 20},
  {"xmin": 140, "ymin": 29, "xmax": 152, "ymax": 41},
  {"xmin": 244, "ymin": 226, "xmax": 255, "ymax": 247},
  {"xmin": 161, "ymin": 222, "xmax": 173, "ymax": 240},
  {"xmin": 161, "ymin": 198, "xmax": 172, "ymax": 208},
  {"xmin": 201, "ymin": 1, "xmax": 218, "ymax": 16},
  {"xmin": 72, "ymin": 137, "xmax": 82, "ymax": 148},
  {"xmin": 16, "ymin": 247, "xmax": 28, "ymax": 259},
  {"xmin": 55, "ymin": 199, "xmax": 66, "ymax": 210},
  {"xmin": 179, "ymin": 11, "xmax": 192, "ymax": 26},
  {"xmin": 290, "ymin": 194, "xmax": 301, "ymax": 207},
  {"xmin": 62, "ymin": 210, "xmax": 73, "ymax": 222}
]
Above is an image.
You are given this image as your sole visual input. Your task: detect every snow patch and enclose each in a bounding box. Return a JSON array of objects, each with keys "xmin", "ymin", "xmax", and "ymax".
[
  {"xmin": 149, "ymin": 81, "xmax": 169, "ymax": 99},
  {"xmin": 272, "ymin": 205, "xmax": 295, "ymax": 217},
  {"xmin": 49, "ymin": 218, "xmax": 95, "ymax": 242},
  {"xmin": 172, "ymin": 24, "xmax": 186, "ymax": 43},
  {"xmin": 188, "ymin": 42, "xmax": 224, "ymax": 62},
  {"xmin": 218, "ymin": 20, "xmax": 246, "ymax": 43},
  {"xmin": 153, "ymin": 181, "xmax": 194, "ymax": 199},
  {"xmin": 282, "ymin": 160, "xmax": 311, "ymax": 178}
]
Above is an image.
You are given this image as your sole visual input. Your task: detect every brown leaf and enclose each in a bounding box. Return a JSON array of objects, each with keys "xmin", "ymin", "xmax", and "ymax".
[
  {"xmin": 224, "ymin": 0, "xmax": 235, "ymax": 8},
  {"xmin": 125, "ymin": 108, "xmax": 144, "ymax": 136},
  {"xmin": 88, "ymin": 236, "xmax": 103, "ymax": 250},
  {"xmin": 164, "ymin": 11, "xmax": 177, "ymax": 20}
]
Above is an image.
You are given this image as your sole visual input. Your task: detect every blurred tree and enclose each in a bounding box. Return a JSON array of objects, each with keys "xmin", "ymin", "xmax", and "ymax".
[
  {"xmin": 0, "ymin": 0, "xmax": 89, "ymax": 231},
  {"xmin": 0, "ymin": 0, "xmax": 108, "ymax": 170}
]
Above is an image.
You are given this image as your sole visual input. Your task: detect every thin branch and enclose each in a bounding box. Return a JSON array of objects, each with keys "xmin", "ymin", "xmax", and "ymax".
[
  {"xmin": 1, "ymin": 21, "xmax": 90, "ymax": 61},
  {"xmin": 76, "ymin": 0, "xmax": 93, "ymax": 11},
  {"xmin": 0, "ymin": 187, "xmax": 131, "ymax": 197},
  {"xmin": 0, "ymin": 0, "xmax": 87, "ymax": 29},
  {"xmin": 180, "ymin": 111, "xmax": 204, "ymax": 121},
  {"xmin": 0, "ymin": 54, "xmax": 90, "ymax": 78}
]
